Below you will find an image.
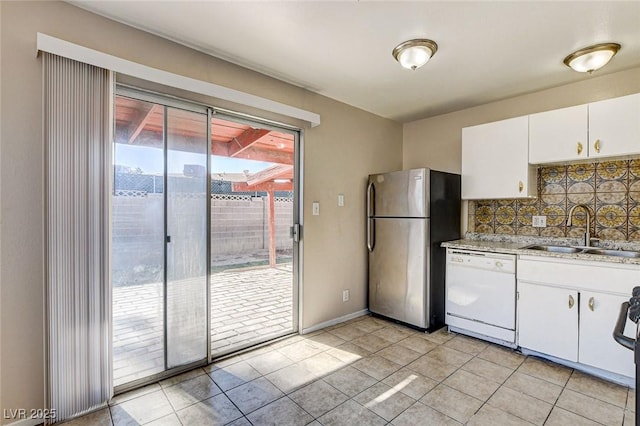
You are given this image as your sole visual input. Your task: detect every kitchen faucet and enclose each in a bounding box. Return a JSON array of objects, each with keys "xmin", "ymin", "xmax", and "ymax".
[{"xmin": 566, "ymin": 204, "xmax": 592, "ymax": 246}]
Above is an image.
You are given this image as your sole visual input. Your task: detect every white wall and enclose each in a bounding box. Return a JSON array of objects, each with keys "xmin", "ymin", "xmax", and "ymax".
[{"xmin": 0, "ymin": 1, "xmax": 402, "ymax": 421}]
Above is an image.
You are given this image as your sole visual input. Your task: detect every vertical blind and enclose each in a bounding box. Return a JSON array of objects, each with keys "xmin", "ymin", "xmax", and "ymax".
[{"xmin": 44, "ymin": 53, "xmax": 112, "ymax": 422}]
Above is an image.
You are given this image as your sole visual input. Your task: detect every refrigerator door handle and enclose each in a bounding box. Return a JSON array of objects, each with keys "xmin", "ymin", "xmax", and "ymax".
[{"xmin": 367, "ymin": 182, "xmax": 375, "ymax": 252}]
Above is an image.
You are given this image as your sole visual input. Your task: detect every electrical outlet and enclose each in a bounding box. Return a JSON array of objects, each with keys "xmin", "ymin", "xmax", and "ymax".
[
  {"xmin": 312, "ymin": 202, "xmax": 320, "ymax": 216},
  {"xmin": 338, "ymin": 194, "xmax": 344, "ymax": 207},
  {"xmin": 532, "ymin": 215, "xmax": 547, "ymax": 227},
  {"xmin": 342, "ymin": 289, "xmax": 349, "ymax": 302}
]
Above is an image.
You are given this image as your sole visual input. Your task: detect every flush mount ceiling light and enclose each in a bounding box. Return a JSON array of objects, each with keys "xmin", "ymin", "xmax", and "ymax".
[
  {"xmin": 563, "ymin": 43, "xmax": 621, "ymax": 73},
  {"xmin": 392, "ymin": 39, "xmax": 438, "ymax": 70}
]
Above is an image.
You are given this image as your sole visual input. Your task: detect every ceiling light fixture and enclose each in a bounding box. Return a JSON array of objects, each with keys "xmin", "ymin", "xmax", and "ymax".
[
  {"xmin": 563, "ymin": 43, "xmax": 621, "ymax": 73},
  {"xmin": 392, "ymin": 39, "xmax": 438, "ymax": 70}
]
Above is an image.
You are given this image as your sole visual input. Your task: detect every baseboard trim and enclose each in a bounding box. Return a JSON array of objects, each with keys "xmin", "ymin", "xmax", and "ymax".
[{"xmin": 301, "ymin": 309, "xmax": 369, "ymax": 334}]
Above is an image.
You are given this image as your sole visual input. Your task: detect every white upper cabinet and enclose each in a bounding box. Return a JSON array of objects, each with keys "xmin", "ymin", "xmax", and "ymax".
[
  {"xmin": 529, "ymin": 93, "xmax": 640, "ymax": 164},
  {"xmin": 529, "ymin": 105, "xmax": 588, "ymax": 164},
  {"xmin": 588, "ymin": 93, "xmax": 640, "ymax": 159},
  {"xmin": 462, "ymin": 116, "xmax": 535, "ymax": 199}
]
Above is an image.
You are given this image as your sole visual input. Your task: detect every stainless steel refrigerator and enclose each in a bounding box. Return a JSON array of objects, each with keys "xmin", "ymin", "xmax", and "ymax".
[{"xmin": 367, "ymin": 168, "xmax": 460, "ymax": 330}]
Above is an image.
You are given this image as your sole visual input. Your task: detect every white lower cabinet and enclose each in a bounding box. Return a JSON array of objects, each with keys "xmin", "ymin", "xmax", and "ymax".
[
  {"xmin": 517, "ymin": 256, "xmax": 639, "ymax": 379},
  {"xmin": 579, "ymin": 291, "xmax": 635, "ymax": 378},
  {"xmin": 518, "ymin": 282, "xmax": 578, "ymax": 362}
]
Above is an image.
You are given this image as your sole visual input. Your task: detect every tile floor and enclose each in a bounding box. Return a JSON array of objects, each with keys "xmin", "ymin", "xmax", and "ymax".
[{"xmin": 68, "ymin": 315, "xmax": 636, "ymax": 425}]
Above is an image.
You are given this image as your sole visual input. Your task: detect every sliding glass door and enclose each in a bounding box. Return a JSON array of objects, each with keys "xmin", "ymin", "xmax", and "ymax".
[{"xmin": 112, "ymin": 88, "xmax": 300, "ymax": 389}]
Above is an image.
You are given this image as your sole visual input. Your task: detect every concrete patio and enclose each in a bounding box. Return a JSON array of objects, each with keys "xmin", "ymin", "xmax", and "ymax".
[{"xmin": 113, "ymin": 264, "xmax": 293, "ymax": 386}]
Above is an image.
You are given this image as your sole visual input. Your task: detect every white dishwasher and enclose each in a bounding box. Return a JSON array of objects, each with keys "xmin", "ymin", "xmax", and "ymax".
[{"xmin": 445, "ymin": 248, "xmax": 517, "ymax": 346}]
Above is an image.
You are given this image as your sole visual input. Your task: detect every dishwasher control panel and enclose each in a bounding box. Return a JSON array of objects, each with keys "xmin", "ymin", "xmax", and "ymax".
[{"xmin": 447, "ymin": 249, "xmax": 516, "ymax": 273}]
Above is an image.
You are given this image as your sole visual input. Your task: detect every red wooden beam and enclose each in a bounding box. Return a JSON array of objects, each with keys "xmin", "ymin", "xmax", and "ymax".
[
  {"xmin": 228, "ymin": 128, "xmax": 271, "ymax": 157},
  {"xmin": 267, "ymin": 191, "xmax": 276, "ymax": 267},
  {"xmin": 128, "ymin": 104, "xmax": 161, "ymax": 144},
  {"xmin": 211, "ymin": 141, "xmax": 294, "ymax": 165},
  {"xmin": 246, "ymin": 165, "xmax": 293, "ymax": 187},
  {"xmin": 231, "ymin": 181, "xmax": 293, "ymax": 192}
]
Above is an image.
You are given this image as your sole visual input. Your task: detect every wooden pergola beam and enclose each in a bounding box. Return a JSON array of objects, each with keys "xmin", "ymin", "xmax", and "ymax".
[
  {"xmin": 246, "ymin": 165, "xmax": 293, "ymax": 187},
  {"xmin": 231, "ymin": 181, "xmax": 293, "ymax": 192},
  {"xmin": 228, "ymin": 128, "xmax": 271, "ymax": 157},
  {"xmin": 127, "ymin": 104, "xmax": 160, "ymax": 144}
]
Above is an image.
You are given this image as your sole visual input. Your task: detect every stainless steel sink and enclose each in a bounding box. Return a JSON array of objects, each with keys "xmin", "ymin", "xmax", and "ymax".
[
  {"xmin": 582, "ymin": 249, "xmax": 640, "ymax": 258},
  {"xmin": 523, "ymin": 245, "xmax": 583, "ymax": 254}
]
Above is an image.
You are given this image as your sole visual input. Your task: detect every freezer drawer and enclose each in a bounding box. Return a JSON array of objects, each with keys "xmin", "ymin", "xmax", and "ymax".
[{"xmin": 369, "ymin": 217, "xmax": 428, "ymax": 328}]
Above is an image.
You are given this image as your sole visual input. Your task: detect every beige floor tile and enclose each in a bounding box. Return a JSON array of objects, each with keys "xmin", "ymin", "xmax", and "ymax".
[
  {"xmin": 175, "ymin": 394, "xmax": 242, "ymax": 425},
  {"xmin": 566, "ymin": 370, "xmax": 628, "ymax": 408},
  {"xmin": 227, "ymin": 417, "xmax": 252, "ymax": 426},
  {"xmin": 246, "ymin": 396, "xmax": 313, "ymax": 426},
  {"xmin": 477, "ymin": 345, "xmax": 525, "ymax": 370},
  {"xmin": 353, "ymin": 382, "xmax": 416, "ymax": 421},
  {"xmin": 289, "ymin": 380, "xmax": 349, "ymax": 418},
  {"xmin": 407, "ymin": 354, "xmax": 458, "ymax": 382},
  {"xmin": 467, "ymin": 404, "xmax": 533, "ymax": 426},
  {"xmin": 397, "ymin": 336, "xmax": 438, "ymax": 354},
  {"xmin": 420, "ymin": 384, "xmax": 483, "ymax": 423},
  {"xmin": 624, "ymin": 410, "xmax": 635, "ymax": 426},
  {"xmin": 297, "ymin": 351, "xmax": 346, "ymax": 378},
  {"xmin": 209, "ymin": 360, "xmax": 262, "ymax": 391},
  {"xmin": 376, "ymin": 344, "xmax": 422, "ymax": 366},
  {"xmin": 327, "ymin": 342, "xmax": 371, "ymax": 364},
  {"xmin": 265, "ymin": 363, "xmax": 317, "ymax": 393},
  {"xmin": 351, "ymin": 334, "xmax": 393, "ymax": 352},
  {"xmin": 556, "ymin": 388, "xmax": 625, "ymax": 426},
  {"xmin": 245, "ymin": 350, "xmax": 294, "ymax": 375},
  {"xmin": 110, "ymin": 383, "xmax": 161, "ymax": 406},
  {"xmin": 503, "ymin": 371, "xmax": 562, "ymax": 404},
  {"xmin": 352, "ymin": 317, "xmax": 387, "ymax": 333},
  {"xmin": 444, "ymin": 335, "xmax": 488, "ymax": 355},
  {"xmin": 382, "ymin": 368, "xmax": 438, "ymax": 400},
  {"xmin": 545, "ymin": 406, "xmax": 600, "ymax": 426},
  {"xmin": 372, "ymin": 326, "xmax": 412, "ymax": 343},
  {"xmin": 391, "ymin": 401, "xmax": 462, "ymax": 426},
  {"xmin": 461, "ymin": 357, "xmax": 514, "ymax": 384},
  {"xmin": 63, "ymin": 408, "xmax": 112, "ymax": 426},
  {"xmin": 225, "ymin": 377, "xmax": 284, "ymax": 415},
  {"xmin": 443, "ymin": 369, "xmax": 500, "ymax": 401},
  {"xmin": 326, "ymin": 323, "xmax": 368, "ymax": 341},
  {"xmin": 303, "ymin": 331, "xmax": 346, "ymax": 349},
  {"xmin": 110, "ymin": 390, "xmax": 174, "ymax": 425},
  {"xmin": 422, "ymin": 327, "xmax": 456, "ymax": 344},
  {"xmin": 164, "ymin": 374, "xmax": 222, "ymax": 411},
  {"xmin": 145, "ymin": 413, "xmax": 182, "ymax": 426},
  {"xmin": 352, "ymin": 355, "xmax": 402, "ymax": 380},
  {"xmin": 159, "ymin": 368, "xmax": 205, "ymax": 388},
  {"xmin": 277, "ymin": 340, "xmax": 324, "ymax": 363},
  {"xmin": 318, "ymin": 399, "xmax": 387, "ymax": 426},
  {"xmin": 323, "ymin": 366, "xmax": 378, "ymax": 397},
  {"xmin": 487, "ymin": 386, "xmax": 552, "ymax": 425},
  {"xmin": 209, "ymin": 353, "xmax": 245, "ymax": 370},
  {"xmin": 629, "ymin": 389, "xmax": 636, "ymax": 412},
  {"xmin": 516, "ymin": 357, "xmax": 572, "ymax": 386},
  {"xmin": 425, "ymin": 346, "xmax": 473, "ymax": 368}
]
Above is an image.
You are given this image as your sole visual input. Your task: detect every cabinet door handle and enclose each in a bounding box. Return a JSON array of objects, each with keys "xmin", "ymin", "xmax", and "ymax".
[
  {"xmin": 594, "ymin": 139, "xmax": 601, "ymax": 153},
  {"xmin": 568, "ymin": 294, "xmax": 575, "ymax": 309},
  {"xmin": 577, "ymin": 142, "xmax": 583, "ymax": 155},
  {"xmin": 518, "ymin": 181, "xmax": 524, "ymax": 193},
  {"xmin": 588, "ymin": 296, "xmax": 595, "ymax": 311}
]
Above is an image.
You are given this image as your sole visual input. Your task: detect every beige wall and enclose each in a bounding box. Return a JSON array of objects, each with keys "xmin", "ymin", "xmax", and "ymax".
[
  {"xmin": 0, "ymin": 1, "xmax": 402, "ymax": 420},
  {"xmin": 403, "ymin": 67, "xmax": 640, "ymax": 174}
]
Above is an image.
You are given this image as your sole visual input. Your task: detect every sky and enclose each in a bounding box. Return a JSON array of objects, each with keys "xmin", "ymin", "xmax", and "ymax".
[{"xmin": 115, "ymin": 144, "xmax": 272, "ymax": 175}]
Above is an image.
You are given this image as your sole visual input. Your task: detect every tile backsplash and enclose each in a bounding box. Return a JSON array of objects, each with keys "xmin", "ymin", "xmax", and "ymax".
[{"xmin": 468, "ymin": 159, "xmax": 640, "ymax": 241}]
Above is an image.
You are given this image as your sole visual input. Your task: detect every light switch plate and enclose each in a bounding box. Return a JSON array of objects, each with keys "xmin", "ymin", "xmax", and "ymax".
[
  {"xmin": 312, "ymin": 202, "xmax": 320, "ymax": 216},
  {"xmin": 532, "ymin": 215, "xmax": 547, "ymax": 227},
  {"xmin": 338, "ymin": 194, "xmax": 344, "ymax": 207}
]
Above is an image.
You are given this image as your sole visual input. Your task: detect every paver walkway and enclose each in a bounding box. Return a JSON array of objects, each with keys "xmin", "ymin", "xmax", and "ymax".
[{"xmin": 113, "ymin": 264, "xmax": 293, "ymax": 386}]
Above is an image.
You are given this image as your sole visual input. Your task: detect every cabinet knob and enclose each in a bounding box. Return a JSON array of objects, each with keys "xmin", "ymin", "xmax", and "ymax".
[
  {"xmin": 588, "ymin": 296, "xmax": 595, "ymax": 311},
  {"xmin": 518, "ymin": 181, "xmax": 524, "ymax": 193},
  {"xmin": 568, "ymin": 294, "xmax": 575, "ymax": 309},
  {"xmin": 577, "ymin": 142, "xmax": 583, "ymax": 155},
  {"xmin": 594, "ymin": 139, "xmax": 601, "ymax": 153}
]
